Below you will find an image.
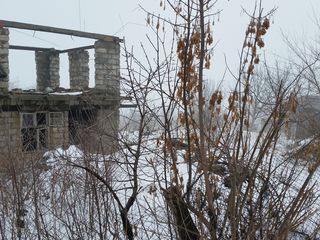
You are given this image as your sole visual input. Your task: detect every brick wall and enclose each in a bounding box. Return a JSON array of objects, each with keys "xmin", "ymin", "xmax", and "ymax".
[
  {"xmin": 0, "ymin": 28, "xmax": 9, "ymax": 94},
  {"xmin": 0, "ymin": 111, "xmax": 21, "ymax": 153},
  {"xmin": 96, "ymin": 108, "xmax": 119, "ymax": 153},
  {"xmin": 35, "ymin": 50, "xmax": 60, "ymax": 91},
  {"xmin": 68, "ymin": 50, "xmax": 89, "ymax": 90},
  {"xmin": 94, "ymin": 40, "xmax": 120, "ymax": 94},
  {"xmin": 48, "ymin": 111, "xmax": 69, "ymax": 148}
]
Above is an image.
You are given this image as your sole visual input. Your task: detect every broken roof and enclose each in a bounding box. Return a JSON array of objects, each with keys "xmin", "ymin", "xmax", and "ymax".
[{"xmin": 0, "ymin": 19, "xmax": 122, "ymax": 43}]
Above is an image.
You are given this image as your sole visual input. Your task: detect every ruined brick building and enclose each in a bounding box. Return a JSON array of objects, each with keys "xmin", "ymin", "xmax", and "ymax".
[
  {"xmin": 288, "ymin": 95, "xmax": 320, "ymax": 139},
  {"xmin": 0, "ymin": 20, "xmax": 124, "ymax": 159}
]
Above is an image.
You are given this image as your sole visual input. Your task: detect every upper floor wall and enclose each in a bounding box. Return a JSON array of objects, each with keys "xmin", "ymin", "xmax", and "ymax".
[{"xmin": 0, "ymin": 20, "xmax": 121, "ymax": 96}]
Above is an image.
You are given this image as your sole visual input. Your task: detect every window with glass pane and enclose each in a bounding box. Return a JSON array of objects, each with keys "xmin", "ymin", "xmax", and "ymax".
[
  {"xmin": 21, "ymin": 112, "xmax": 49, "ymax": 151},
  {"xmin": 22, "ymin": 113, "xmax": 34, "ymax": 128}
]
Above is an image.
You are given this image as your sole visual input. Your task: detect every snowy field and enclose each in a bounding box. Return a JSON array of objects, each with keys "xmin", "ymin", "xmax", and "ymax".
[{"xmin": 0, "ymin": 131, "xmax": 320, "ymax": 239}]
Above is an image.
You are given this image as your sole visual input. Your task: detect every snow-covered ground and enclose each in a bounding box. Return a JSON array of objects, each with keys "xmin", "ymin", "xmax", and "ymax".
[{"xmin": 0, "ymin": 131, "xmax": 320, "ymax": 239}]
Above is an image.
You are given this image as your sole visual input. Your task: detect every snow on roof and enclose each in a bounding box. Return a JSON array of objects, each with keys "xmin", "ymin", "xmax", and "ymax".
[{"xmin": 49, "ymin": 91, "xmax": 83, "ymax": 96}]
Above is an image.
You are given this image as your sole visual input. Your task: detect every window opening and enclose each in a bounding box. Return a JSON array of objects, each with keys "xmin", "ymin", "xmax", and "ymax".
[
  {"xmin": 37, "ymin": 112, "xmax": 47, "ymax": 126},
  {"xmin": 38, "ymin": 128, "xmax": 48, "ymax": 149},
  {"xmin": 21, "ymin": 112, "xmax": 48, "ymax": 151},
  {"xmin": 22, "ymin": 113, "xmax": 34, "ymax": 128},
  {"xmin": 21, "ymin": 128, "xmax": 37, "ymax": 151}
]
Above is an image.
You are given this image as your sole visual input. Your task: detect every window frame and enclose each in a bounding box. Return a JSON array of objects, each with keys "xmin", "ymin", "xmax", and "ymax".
[
  {"xmin": 21, "ymin": 113, "xmax": 35, "ymax": 128},
  {"xmin": 21, "ymin": 112, "xmax": 49, "ymax": 152},
  {"xmin": 36, "ymin": 112, "xmax": 47, "ymax": 127}
]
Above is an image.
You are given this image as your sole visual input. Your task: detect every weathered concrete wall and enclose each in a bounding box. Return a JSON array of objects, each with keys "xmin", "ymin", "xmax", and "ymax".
[
  {"xmin": 48, "ymin": 111, "xmax": 69, "ymax": 148},
  {"xmin": 76, "ymin": 107, "xmax": 119, "ymax": 153},
  {"xmin": 94, "ymin": 40, "xmax": 120, "ymax": 94},
  {"xmin": 289, "ymin": 95, "xmax": 320, "ymax": 139},
  {"xmin": 68, "ymin": 50, "xmax": 89, "ymax": 90},
  {"xmin": 35, "ymin": 51, "xmax": 49, "ymax": 90},
  {"xmin": 0, "ymin": 110, "xmax": 69, "ymax": 156},
  {"xmin": 0, "ymin": 111, "xmax": 20, "ymax": 154},
  {"xmin": 35, "ymin": 50, "xmax": 60, "ymax": 91},
  {"xmin": 93, "ymin": 40, "xmax": 120, "ymax": 152},
  {"xmin": 96, "ymin": 108, "xmax": 119, "ymax": 153},
  {"xmin": 0, "ymin": 28, "xmax": 9, "ymax": 94},
  {"xmin": 0, "ymin": 36, "xmax": 122, "ymax": 157},
  {"xmin": 0, "ymin": 111, "xmax": 23, "ymax": 171},
  {"xmin": 291, "ymin": 108, "xmax": 320, "ymax": 139},
  {"xmin": 49, "ymin": 52, "xmax": 60, "ymax": 89}
]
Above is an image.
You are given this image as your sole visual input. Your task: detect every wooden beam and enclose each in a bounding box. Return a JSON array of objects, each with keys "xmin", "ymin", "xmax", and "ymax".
[{"xmin": 0, "ymin": 19, "xmax": 122, "ymax": 43}]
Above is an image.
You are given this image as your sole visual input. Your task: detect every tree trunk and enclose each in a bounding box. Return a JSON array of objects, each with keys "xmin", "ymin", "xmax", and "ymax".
[{"xmin": 163, "ymin": 186, "xmax": 199, "ymax": 240}]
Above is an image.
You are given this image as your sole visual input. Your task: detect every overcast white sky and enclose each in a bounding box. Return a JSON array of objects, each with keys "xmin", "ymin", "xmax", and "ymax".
[{"xmin": 1, "ymin": 0, "xmax": 320, "ymax": 89}]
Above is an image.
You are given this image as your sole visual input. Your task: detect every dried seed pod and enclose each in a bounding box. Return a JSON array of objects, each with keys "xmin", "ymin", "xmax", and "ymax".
[
  {"xmin": 259, "ymin": 28, "xmax": 267, "ymax": 36},
  {"xmin": 247, "ymin": 64, "xmax": 254, "ymax": 74},
  {"xmin": 257, "ymin": 38, "xmax": 265, "ymax": 48},
  {"xmin": 254, "ymin": 56, "xmax": 260, "ymax": 64},
  {"xmin": 249, "ymin": 27, "xmax": 256, "ymax": 34},
  {"xmin": 262, "ymin": 18, "xmax": 270, "ymax": 29},
  {"xmin": 252, "ymin": 45, "xmax": 257, "ymax": 56}
]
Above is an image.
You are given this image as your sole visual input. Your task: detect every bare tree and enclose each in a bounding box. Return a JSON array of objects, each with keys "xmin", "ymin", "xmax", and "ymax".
[{"xmin": 1, "ymin": 1, "xmax": 320, "ymax": 240}]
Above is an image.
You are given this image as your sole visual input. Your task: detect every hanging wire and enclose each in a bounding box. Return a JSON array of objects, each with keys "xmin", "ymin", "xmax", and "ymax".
[
  {"xmin": 78, "ymin": 0, "xmax": 82, "ymax": 31},
  {"xmin": 11, "ymin": 29, "xmax": 61, "ymax": 47}
]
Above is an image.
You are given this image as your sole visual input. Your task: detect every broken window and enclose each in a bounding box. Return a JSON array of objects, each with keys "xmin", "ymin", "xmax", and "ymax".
[
  {"xmin": 37, "ymin": 112, "xmax": 47, "ymax": 126},
  {"xmin": 21, "ymin": 128, "xmax": 37, "ymax": 151},
  {"xmin": 21, "ymin": 112, "xmax": 48, "ymax": 151},
  {"xmin": 38, "ymin": 128, "xmax": 48, "ymax": 149},
  {"xmin": 22, "ymin": 113, "xmax": 34, "ymax": 128},
  {"xmin": 49, "ymin": 112, "xmax": 63, "ymax": 126}
]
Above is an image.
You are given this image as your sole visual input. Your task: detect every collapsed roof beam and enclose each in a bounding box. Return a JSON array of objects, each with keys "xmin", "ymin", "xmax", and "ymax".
[
  {"xmin": 9, "ymin": 45, "xmax": 54, "ymax": 51},
  {"xmin": 9, "ymin": 44, "xmax": 95, "ymax": 53},
  {"xmin": 0, "ymin": 19, "xmax": 122, "ymax": 43},
  {"xmin": 58, "ymin": 45, "xmax": 95, "ymax": 53}
]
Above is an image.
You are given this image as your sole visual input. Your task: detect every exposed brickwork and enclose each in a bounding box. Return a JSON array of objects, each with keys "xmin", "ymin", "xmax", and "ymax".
[
  {"xmin": 0, "ymin": 23, "xmax": 122, "ymax": 157},
  {"xmin": 94, "ymin": 40, "xmax": 120, "ymax": 94},
  {"xmin": 0, "ymin": 28, "xmax": 9, "ymax": 94},
  {"xmin": 48, "ymin": 111, "xmax": 69, "ymax": 148},
  {"xmin": 0, "ymin": 111, "xmax": 20, "ymax": 153},
  {"xmin": 96, "ymin": 108, "xmax": 119, "ymax": 153},
  {"xmin": 289, "ymin": 95, "xmax": 320, "ymax": 139},
  {"xmin": 35, "ymin": 50, "xmax": 60, "ymax": 91},
  {"xmin": 68, "ymin": 50, "xmax": 89, "ymax": 90}
]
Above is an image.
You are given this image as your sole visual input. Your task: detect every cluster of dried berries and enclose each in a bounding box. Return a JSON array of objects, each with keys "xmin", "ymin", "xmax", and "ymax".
[
  {"xmin": 244, "ymin": 17, "xmax": 270, "ymax": 75},
  {"xmin": 209, "ymin": 91, "xmax": 223, "ymax": 111}
]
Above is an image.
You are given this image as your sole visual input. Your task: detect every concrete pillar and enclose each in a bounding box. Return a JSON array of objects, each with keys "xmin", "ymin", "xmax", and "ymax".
[
  {"xmin": 0, "ymin": 28, "xmax": 9, "ymax": 94},
  {"xmin": 35, "ymin": 50, "xmax": 60, "ymax": 91},
  {"xmin": 49, "ymin": 52, "xmax": 60, "ymax": 89},
  {"xmin": 68, "ymin": 50, "xmax": 89, "ymax": 90},
  {"xmin": 94, "ymin": 40, "xmax": 120, "ymax": 95},
  {"xmin": 35, "ymin": 51, "xmax": 49, "ymax": 91}
]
